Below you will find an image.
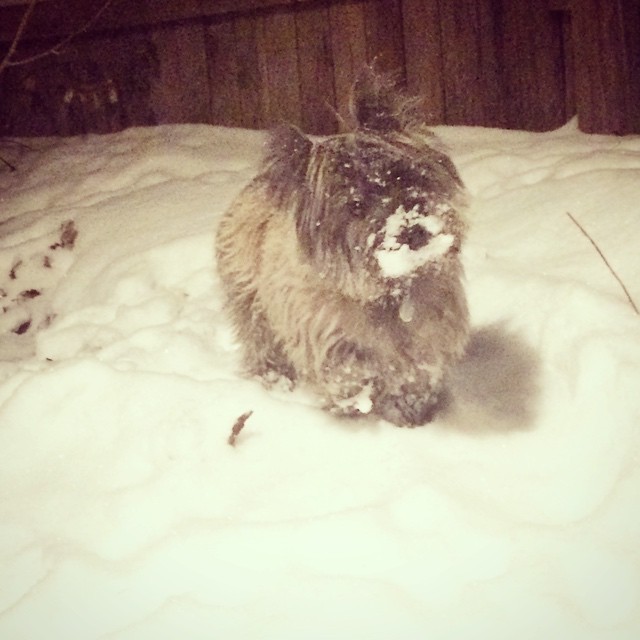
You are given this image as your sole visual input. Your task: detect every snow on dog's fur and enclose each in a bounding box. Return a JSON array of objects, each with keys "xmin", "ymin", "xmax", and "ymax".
[{"xmin": 215, "ymin": 66, "xmax": 469, "ymax": 426}]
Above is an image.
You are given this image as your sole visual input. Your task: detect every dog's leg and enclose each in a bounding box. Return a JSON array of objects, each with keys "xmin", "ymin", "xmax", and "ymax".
[
  {"xmin": 243, "ymin": 307, "xmax": 297, "ymax": 386},
  {"xmin": 216, "ymin": 195, "xmax": 297, "ymax": 387},
  {"xmin": 317, "ymin": 340, "xmax": 379, "ymax": 417}
]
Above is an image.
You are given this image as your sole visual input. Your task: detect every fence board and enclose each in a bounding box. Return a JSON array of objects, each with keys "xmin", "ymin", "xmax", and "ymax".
[
  {"xmin": 205, "ymin": 19, "xmax": 243, "ymax": 128},
  {"xmin": 296, "ymin": 3, "xmax": 336, "ymax": 134},
  {"xmin": 439, "ymin": 0, "xmax": 487, "ymax": 125},
  {"xmin": 329, "ymin": 1, "xmax": 368, "ymax": 130},
  {"xmin": 496, "ymin": 0, "xmax": 566, "ymax": 130},
  {"xmin": 573, "ymin": 0, "xmax": 640, "ymax": 134},
  {"xmin": 151, "ymin": 22, "xmax": 210, "ymax": 125},
  {"xmin": 1, "ymin": 0, "xmax": 636, "ymax": 136},
  {"xmin": 402, "ymin": 0, "xmax": 444, "ymax": 124},
  {"xmin": 233, "ymin": 14, "xmax": 266, "ymax": 129},
  {"xmin": 257, "ymin": 9, "xmax": 301, "ymax": 128},
  {"xmin": 363, "ymin": 0, "xmax": 405, "ymax": 77},
  {"xmin": 0, "ymin": 0, "xmax": 331, "ymax": 42}
]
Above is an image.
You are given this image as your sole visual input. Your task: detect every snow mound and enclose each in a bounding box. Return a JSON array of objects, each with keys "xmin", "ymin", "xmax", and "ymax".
[{"xmin": 1, "ymin": 122, "xmax": 640, "ymax": 640}]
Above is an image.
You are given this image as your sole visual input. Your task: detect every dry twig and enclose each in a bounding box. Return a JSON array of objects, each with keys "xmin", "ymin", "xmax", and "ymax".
[
  {"xmin": 0, "ymin": 0, "xmax": 37, "ymax": 76},
  {"xmin": 228, "ymin": 410, "xmax": 254, "ymax": 446},
  {"xmin": 0, "ymin": 0, "xmax": 117, "ymax": 75},
  {"xmin": 566, "ymin": 211, "xmax": 639, "ymax": 315},
  {"xmin": 0, "ymin": 155, "xmax": 16, "ymax": 172}
]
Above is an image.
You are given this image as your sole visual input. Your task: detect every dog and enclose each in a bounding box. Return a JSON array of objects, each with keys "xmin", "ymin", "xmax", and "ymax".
[{"xmin": 215, "ymin": 66, "xmax": 469, "ymax": 426}]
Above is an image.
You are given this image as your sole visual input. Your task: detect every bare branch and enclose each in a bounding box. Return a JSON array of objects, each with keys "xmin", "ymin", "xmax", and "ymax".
[
  {"xmin": 0, "ymin": 154, "xmax": 17, "ymax": 171},
  {"xmin": 0, "ymin": 0, "xmax": 117, "ymax": 72},
  {"xmin": 566, "ymin": 211, "xmax": 639, "ymax": 315},
  {"xmin": 0, "ymin": 0, "xmax": 38, "ymax": 76}
]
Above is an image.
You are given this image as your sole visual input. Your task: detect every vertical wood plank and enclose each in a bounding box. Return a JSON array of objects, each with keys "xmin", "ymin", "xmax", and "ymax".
[
  {"xmin": 149, "ymin": 22, "xmax": 210, "ymax": 124},
  {"xmin": 620, "ymin": 0, "xmax": 640, "ymax": 133},
  {"xmin": 475, "ymin": 0, "xmax": 507, "ymax": 128},
  {"xmin": 205, "ymin": 18, "xmax": 242, "ymax": 127},
  {"xmin": 438, "ymin": 0, "xmax": 485, "ymax": 125},
  {"xmin": 553, "ymin": 6, "xmax": 576, "ymax": 121},
  {"xmin": 257, "ymin": 8, "xmax": 302, "ymax": 128},
  {"xmin": 296, "ymin": 3, "xmax": 337, "ymax": 134},
  {"xmin": 401, "ymin": 0, "xmax": 445, "ymax": 124},
  {"xmin": 234, "ymin": 14, "xmax": 266, "ymax": 129},
  {"xmin": 328, "ymin": 1, "xmax": 368, "ymax": 130},
  {"xmin": 364, "ymin": 0, "xmax": 405, "ymax": 78},
  {"xmin": 573, "ymin": 0, "xmax": 640, "ymax": 133},
  {"xmin": 572, "ymin": 0, "xmax": 617, "ymax": 132},
  {"xmin": 496, "ymin": 0, "xmax": 566, "ymax": 130}
]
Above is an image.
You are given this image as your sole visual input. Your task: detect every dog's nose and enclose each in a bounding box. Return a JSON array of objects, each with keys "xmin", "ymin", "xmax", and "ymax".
[{"xmin": 396, "ymin": 224, "xmax": 431, "ymax": 250}]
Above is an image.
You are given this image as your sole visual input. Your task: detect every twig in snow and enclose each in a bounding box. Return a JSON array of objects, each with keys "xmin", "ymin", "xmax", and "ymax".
[
  {"xmin": 0, "ymin": 154, "xmax": 16, "ymax": 172},
  {"xmin": 566, "ymin": 211, "xmax": 639, "ymax": 316},
  {"xmin": 228, "ymin": 410, "xmax": 253, "ymax": 446}
]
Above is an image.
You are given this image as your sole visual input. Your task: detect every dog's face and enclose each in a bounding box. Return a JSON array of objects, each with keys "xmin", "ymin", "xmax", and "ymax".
[{"xmin": 259, "ymin": 68, "xmax": 467, "ymax": 301}]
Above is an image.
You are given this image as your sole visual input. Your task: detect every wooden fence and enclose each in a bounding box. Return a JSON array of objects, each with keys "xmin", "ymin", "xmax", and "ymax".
[{"xmin": 0, "ymin": 0, "xmax": 638, "ymax": 137}]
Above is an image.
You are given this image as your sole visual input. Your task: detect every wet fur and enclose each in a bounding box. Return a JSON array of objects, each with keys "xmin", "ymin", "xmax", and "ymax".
[{"xmin": 215, "ymin": 67, "xmax": 469, "ymax": 426}]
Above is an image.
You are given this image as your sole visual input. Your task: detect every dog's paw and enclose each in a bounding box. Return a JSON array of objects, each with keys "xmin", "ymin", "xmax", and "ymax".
[
  {"xmin": 374, "ymin": 387, "xmax": 441, "ymax": 427},
  {"xmin": 326, "ymin": 381, "xmax": 374, "ymax": 417},
  {"xmin": 257, "ymin": 367, "xmax": 296, "ymax": 391}
]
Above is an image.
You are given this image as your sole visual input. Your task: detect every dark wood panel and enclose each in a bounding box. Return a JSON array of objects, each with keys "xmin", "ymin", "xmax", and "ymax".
[
  {"xmin": 439, "ymin": 0, "xmax": 488, "ymax": 125},
  {"xmin": 402, "ymin": 0, "xmax": 445, "ymax": 125},
  {"xmin": 296, "ymin": 3, "xmax": 336, "ymax": 134},
  {"xmin": 205, "ymin": 19, "xmax": 243, "ymax": 127},
  {"xmin": 573, "ymin": 0, "xmax": 640, "ymax": 134},
  {"xmin": 474, "ymin": 0, "xmax": 506, "ymax": 128},
  {"xmin": 496, "ymin": 0, "xmax": 566, "ymax": 130},
  {"xmin": 0, "ymin": 28, "xmax": 159, "ymax": 136},
  {"xmin": 328, "ymin": 1, "xmax": 368, "ymax": 130},
  {"xmin": 620, "ymin": 0, "xmax": 640, "ymax": 133},
  {"xmin": 2, "ymin": 0, "xmax": 637, "ymax": 136},
  {"xmin": 363, "ymin": 0, "xmax": 405, "ymax": 77},
  {"xmin": 257, "ymin": 8, "xmax": 301, "ymax": 128},
  {"xmin": 150, "ymin": 22, "xmax": 210, "ymax": 125},
  {"xmin": 233, "ymin": 14, "xmax": 266, "ymax": 129},
  {"xmin": 0, "ymin": 0, "xmax": 328, "ymax": 42},
  {"xmin": 553, "ymin": 4, "xmax": 575, "ymax": 119}
]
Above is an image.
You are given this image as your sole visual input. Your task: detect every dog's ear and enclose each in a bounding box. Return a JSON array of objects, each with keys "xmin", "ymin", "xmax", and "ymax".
[
  {"xmin": 263, "ymin": 124, "xmax": 313, "ymax": 205},
  {"xmin": 351, "ymin": 64, "xmax": 422, "ymax": 133}
]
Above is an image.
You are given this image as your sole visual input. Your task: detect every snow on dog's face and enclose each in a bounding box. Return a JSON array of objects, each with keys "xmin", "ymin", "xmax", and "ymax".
[{"xmin": 258, "ymin": 66, "xmax": 467, "ymax": 301}]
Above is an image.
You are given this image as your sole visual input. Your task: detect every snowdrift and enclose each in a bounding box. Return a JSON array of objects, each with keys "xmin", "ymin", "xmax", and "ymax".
[{"xmin": 1, "ymin": 121, "xmax": 639, "ymax": 639}]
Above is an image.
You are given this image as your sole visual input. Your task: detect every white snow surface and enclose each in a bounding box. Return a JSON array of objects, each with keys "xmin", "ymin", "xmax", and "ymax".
[{"xmin": 1, "ymin": 121, "xmax": 640, "ymax": 639}]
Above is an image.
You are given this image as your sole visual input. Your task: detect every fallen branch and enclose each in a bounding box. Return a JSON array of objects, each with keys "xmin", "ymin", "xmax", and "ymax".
[
  {"xmin": 0, "ymin": 155, "xmax": 16, "ymax": 172},
  {"xmin": 228, "ymin": 410, "xmax": 254, "ymax": 446},
  {"xmin": 566, "ymin": 211, "xmax": 639, "ymax": 316}
]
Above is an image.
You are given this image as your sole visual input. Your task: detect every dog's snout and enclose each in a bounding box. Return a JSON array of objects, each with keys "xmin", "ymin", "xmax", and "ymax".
[{"xmin": 397, "ymin": 224, "xmax": 431, "ymax": 250}]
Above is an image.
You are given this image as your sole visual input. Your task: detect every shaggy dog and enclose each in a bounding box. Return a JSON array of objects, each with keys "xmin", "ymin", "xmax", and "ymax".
[{"xmin": 216, "ymin": 67, "xmax": 469, "ymax": 426}]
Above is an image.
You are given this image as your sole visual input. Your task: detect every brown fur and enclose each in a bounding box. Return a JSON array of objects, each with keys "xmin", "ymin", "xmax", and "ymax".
[{"xmin": 215, "ymin": 66, "xmax": 469, "ymax": 426}]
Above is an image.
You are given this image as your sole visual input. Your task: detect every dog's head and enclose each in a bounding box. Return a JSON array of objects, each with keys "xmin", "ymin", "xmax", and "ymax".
[{"xmin": 260, "ymin": 66, "xmax": 467, "ymax": 303}]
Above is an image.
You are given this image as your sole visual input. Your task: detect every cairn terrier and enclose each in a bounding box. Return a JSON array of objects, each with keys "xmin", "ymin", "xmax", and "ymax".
[{"xmin": 216, "ymin": 67, "xmax": 469, "ymax": 426}]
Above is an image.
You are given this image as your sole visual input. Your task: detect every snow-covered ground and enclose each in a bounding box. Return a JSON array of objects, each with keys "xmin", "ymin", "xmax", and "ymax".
[{"xmin": 1, "ymin": 121, "xmax": 639, "ymax": 639}]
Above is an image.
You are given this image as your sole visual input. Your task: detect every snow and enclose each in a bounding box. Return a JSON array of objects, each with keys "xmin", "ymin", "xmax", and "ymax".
[{"xmin": 1, "ymin": 120, "xmax": 640, "ymax": 639}]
